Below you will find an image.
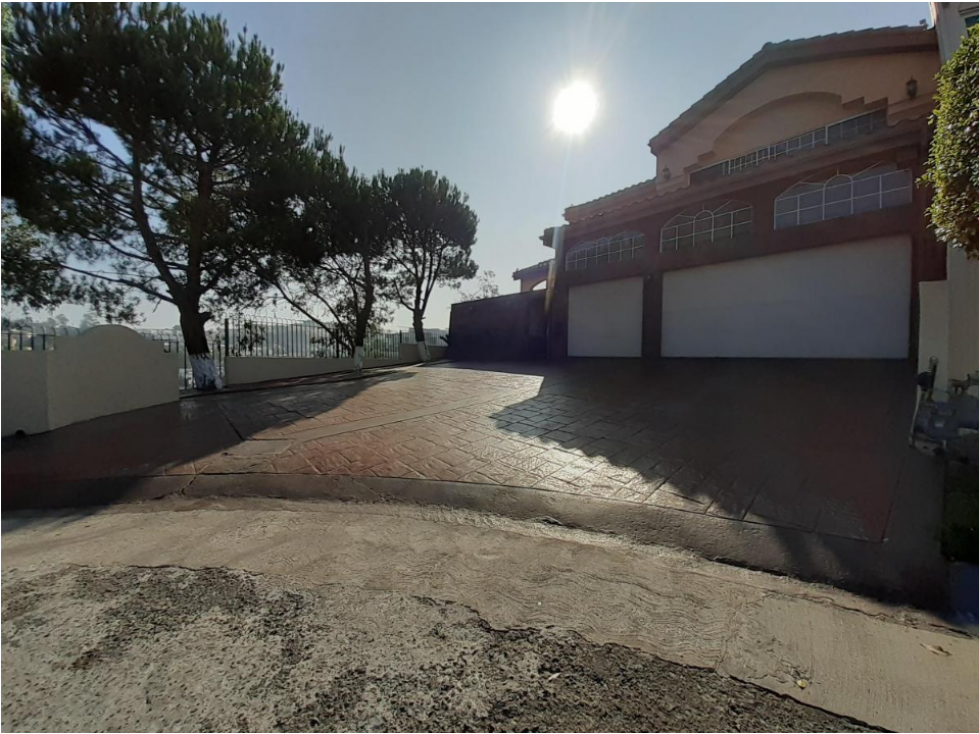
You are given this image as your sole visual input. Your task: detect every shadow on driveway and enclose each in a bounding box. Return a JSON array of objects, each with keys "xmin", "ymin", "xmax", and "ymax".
[
  {"xmin": 462, "ymin": 358, "xmax": 945, "ymax": 608},
  {"xmin": 1, "ymin": 369, "xmax": 417, "ymax": 525},
  {"xmin": 1, "ymin": 358, "xmax": 947, "ymax": 609}
]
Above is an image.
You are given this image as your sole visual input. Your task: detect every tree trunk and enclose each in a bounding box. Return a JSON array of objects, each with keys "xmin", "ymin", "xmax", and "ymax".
[
  {"xmin": 179, "ymin": 308, "xmax": 221, "ymax": 391},
  {"xmin": 353, "ymin": 262, "xmax": 373, "ymax": 374},
  {"xmin": 413, "ymin": 311, "xmax": 430, "ymax": 362}
]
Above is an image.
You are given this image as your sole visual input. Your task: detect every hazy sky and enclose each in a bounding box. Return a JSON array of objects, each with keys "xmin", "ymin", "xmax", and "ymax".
[{"xmin": 33, "ymin": 2, "xmax": 932, "ymax": 330}]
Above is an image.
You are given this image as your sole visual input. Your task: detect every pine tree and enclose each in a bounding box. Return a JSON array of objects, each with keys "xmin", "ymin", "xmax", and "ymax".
[{"xmin": 4, "ymin": 3, "xmax": 316, "ymax": 389}]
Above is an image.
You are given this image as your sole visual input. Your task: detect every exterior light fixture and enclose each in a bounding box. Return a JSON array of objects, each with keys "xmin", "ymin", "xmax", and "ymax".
[{"xmin": 906, "ymin": 77, "xmax": 918, "ymax": 99}]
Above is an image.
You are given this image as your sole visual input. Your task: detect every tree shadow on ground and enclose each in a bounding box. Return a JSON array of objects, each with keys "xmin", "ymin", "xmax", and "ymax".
[
  {"xmin": 1, "ymin": 369, "xmax": 416, "ymax": 528},
  {"xmin": 470, "ymin": 358, "xmax": 946, "ymax": 609}
]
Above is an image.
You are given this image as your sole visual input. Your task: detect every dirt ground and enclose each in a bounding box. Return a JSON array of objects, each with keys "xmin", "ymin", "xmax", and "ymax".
[{"xmin": 2, "ymin": 564, "xmax": 875, "ymax": 733}]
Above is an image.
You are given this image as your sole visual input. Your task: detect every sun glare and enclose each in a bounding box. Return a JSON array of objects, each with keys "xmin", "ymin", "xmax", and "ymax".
[{"xmin": 552, "ymin": 80, "xmax": 598, "ymax": 135}]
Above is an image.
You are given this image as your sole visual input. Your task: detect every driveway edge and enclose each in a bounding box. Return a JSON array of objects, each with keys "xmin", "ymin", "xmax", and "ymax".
[{"xmin": 9, "ymin": 471, "xmax": 945, "ymax": 608}]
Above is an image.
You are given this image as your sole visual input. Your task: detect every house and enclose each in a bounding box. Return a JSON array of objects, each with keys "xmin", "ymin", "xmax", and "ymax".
[
  {"xmin": 512, "ymin": 259, "xmax": 553, "ymax": 293},
  {"xmin": 539, "ymin": 26, "xmax": 945, "ymax": 361}
]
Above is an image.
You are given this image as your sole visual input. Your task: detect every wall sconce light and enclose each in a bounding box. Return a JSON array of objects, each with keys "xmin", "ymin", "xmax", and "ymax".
[{"xmin": 906, "ymin": 77, "xmax": 918, "ymax": 99}]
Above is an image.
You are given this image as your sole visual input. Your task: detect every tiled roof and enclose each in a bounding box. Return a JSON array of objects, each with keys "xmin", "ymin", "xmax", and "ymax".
[{"xmin": 563, "ymin": 177, "xmax": 658, "ymax": 222}]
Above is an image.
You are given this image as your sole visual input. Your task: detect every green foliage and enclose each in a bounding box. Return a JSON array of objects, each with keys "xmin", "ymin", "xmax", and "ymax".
[
  {"xmin": 387, "ymin": 168, "xmax": 478, "ymax": 337},
  {"xmin": 2, "ymin": 4, "xmax": 75, "ymax": 315},
  {"xmin": 923, "ymin": 27, "xmax": 979, "ymax": 257},
  {"xmin": 2, "ymin": 206, "xmax": 140, "ymax": 321},
  {"xmin": 460, "ymin": 270, "xmax": 499, "ymax": 301},
  {"xmin": 267, "ymin": 141, "xmax": 396, "ymax": 351},
  {"xmin": 1, "ymin": 206, "xmax": 70, "ymax": 310},
  {"xmin": 3, "ymin": 2, "xmax": 317, "ymax": 374}
]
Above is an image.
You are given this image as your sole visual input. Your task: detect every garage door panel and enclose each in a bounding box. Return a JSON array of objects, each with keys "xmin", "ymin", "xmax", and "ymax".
[
  {"xmin": 662, "ymin": 237, "xmax": 910, "ymax": 359},
  {"xmin": 569, "ymin": 277, "xmax": 643, "ymax": 357}
]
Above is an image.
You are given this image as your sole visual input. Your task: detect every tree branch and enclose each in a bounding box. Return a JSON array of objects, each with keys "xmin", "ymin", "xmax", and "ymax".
[{"xmin": 57, "ymin": 262, "xmax": 174, "ymax": 303}]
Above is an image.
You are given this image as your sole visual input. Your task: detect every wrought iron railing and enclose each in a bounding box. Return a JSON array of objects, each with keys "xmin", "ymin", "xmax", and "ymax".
[
  {"xmin": 137, "ymin": 328, "xmax": 226, "ymax": 391},
  {"xmin": 689, "ymin": 109, "xmax": 888, "ymax": 186},
  {"xmin": 222, "ymin": 315, "xmax": 447, "ymax": 360},
  {"xmin": 1, "ymin": 324, "xmax": 80, "ymax": 351}
]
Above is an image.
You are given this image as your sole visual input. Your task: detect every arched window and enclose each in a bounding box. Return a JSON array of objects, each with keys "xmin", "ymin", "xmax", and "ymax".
[
  {"xmin": 565, "ymin": 231, "xmax": 645, "ymax": 271},
  {"xmin": 660, "ymin": 201, "xmax": 752, "ymax": 252},
  {"xmin": 774, "ymin": 163, "xmax": 912, "ymax": 230}
]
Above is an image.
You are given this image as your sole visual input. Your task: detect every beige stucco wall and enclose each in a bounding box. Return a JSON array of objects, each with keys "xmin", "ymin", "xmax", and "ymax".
[
  {"xmin": 519, "ymin": 277, "xmax": 547, "ymax": 293},
  {"xmin": 225, "ymin": 355, "xmax": 413, "ymax": 386},
  {"xmin": 46, "ymin": 326, "xmax": 179, "ymax": 431},
  {"xmin": 710, "ymin": 93, "xmax": 853, "ymax": 161},
  {"xmin": 1, "ymin": 326, "xmax": 179, "ymax": 437},
  {"xmin": 656, "ymin": 51, "xmax": 940, "ymax": 188},
  {"xmin": 918, "ymin": 279, "xmax": 950, "ymax": 388},
  {"xmin": 931, "ymin": 2, "xmax": 979, "ymax": 60},
  {"xmin": 1, "ymin": 350, "xmax": 51, "ymax": 436},
  {"xmin": 946, "ymin": 249, "xmax": 979, "ymax": 387}
]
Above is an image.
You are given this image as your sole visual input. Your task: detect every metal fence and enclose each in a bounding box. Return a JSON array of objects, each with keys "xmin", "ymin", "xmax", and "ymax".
[
  {"xmin": 1, "ymin": 324, "xmax": 227, "ymax": 391},
  {"xmin": 2, "ymin": 324, "xmax": 82, "ymax": 351},
  {"xmin": 223, "ymin": 315, "xmax": 447, "ymax": 360},
  {"xmin": 137, "ymin": 328, "xmax": 227, "ymax": 391}
]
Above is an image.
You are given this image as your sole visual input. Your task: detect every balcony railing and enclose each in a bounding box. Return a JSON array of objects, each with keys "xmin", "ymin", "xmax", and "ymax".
[
  {"xmin": 565, "ymin": 234, "xmax": 645, "ymax": 271},
  {"xmin": 689, "ymin": 109, "xmax": 888, "ymax": 186}
]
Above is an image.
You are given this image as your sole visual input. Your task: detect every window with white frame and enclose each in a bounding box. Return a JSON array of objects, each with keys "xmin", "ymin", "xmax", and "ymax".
[
  {"xmin": 774, "ymin": 163, "xmax": 913, "ymax": 230},
  {"xmin": 565, "ymin": 232, "xmax": 645, "ymax": 271},
  {"xmin": 659, "ymin": 201, "xmax": 752, "ymax": 252}
]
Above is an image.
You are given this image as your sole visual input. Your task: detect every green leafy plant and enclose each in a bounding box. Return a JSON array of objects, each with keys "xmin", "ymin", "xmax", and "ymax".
[{"xmin": 922, "ymin": 27, "xmax": 979, "ymax": 257}]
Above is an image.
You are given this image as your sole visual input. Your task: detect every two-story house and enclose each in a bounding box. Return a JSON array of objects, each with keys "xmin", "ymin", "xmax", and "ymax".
[{"xmin": 541, "ymin": 26, "xmax": 946, "ymax": 361}]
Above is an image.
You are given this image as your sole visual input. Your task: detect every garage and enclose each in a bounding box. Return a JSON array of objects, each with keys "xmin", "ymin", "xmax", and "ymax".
[
  {"xmin": 661, "ymin": 236, "xmax": 911, "ymax": 358},
  {"xmin": 568, "ymin": 277, "xmax": 644, "ymax": 357}
]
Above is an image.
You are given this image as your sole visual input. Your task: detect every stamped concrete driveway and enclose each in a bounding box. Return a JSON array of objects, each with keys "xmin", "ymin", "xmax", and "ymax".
[{"xmin": 3, "ymin": 359, "xmax": 943, "ymax": 603}]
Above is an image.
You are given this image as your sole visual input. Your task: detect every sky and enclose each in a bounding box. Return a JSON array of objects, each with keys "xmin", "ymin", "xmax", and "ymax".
[{"xmin": 22, "ymin": 2, "xmax": 932, "ymax": 330}]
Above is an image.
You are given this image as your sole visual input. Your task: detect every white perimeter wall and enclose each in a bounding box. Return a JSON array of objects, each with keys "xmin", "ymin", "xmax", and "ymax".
[
  {"xmin": 662, "ymin": 236, "xmax": 911, "ymax": 359},
  {"xmin": 2, "ymin": 325, "xmax": 179, "ymax": 437},
  {"xmin": 1, "ymin": 351, "xmax": 51, "ymax": 436}
]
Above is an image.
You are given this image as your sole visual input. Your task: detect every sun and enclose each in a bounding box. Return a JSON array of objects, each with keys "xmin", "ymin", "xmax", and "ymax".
[{"xmin": 552, "ymin": 80, "xmax": 599, "ymax": 135}]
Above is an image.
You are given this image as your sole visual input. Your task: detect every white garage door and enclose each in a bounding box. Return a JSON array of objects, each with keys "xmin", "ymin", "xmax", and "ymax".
[
  {"xmin": 662, "ymin": 236, "xmax": 911, "ymax": 358},
  {"xmin": 568, "ymin": 277, "xmax": 643, "ymax": 357}
]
